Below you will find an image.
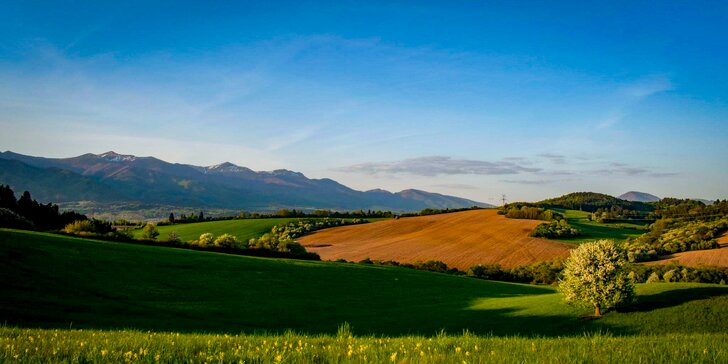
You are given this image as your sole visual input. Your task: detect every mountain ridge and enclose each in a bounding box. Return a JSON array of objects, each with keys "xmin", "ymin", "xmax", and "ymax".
[{"xmin": 0, "ymin": 151, "xmax": 492, "ymax": 212}]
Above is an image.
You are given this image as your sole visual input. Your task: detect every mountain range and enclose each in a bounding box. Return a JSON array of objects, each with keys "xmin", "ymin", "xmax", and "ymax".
[{"xmin": 0, "ymin": 151, "xmax": 491, "ymax": 212}]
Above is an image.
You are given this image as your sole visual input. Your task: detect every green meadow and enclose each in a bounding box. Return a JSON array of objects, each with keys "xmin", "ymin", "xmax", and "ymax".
[
  {"xmin": 131, "ymin": 217, "xmax": 388, "ymax": 243},
  {"xmin": 131, "ymin": 218, "xmax": 301, "ymax": 242},
  {"xmin": 551, "ymin": 209, "xmax": 648, "ymax": 244}
]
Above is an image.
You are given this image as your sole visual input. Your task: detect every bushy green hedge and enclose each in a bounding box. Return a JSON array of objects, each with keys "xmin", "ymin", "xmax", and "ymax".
[{"xmin": 530, "ymin": 220, "xmax": 581, "ymax": 238}]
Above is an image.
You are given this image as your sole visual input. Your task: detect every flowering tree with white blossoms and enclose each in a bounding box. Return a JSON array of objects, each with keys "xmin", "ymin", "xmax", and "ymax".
[{"xmin": 558, "ymin": 239, "xmax": 635, "ymax": 317}]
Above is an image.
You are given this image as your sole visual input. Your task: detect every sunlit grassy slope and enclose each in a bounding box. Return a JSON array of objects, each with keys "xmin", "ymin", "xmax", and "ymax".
[{"xmin": 1, "ymin": 229, "xmax": 727, "ymax": 337}]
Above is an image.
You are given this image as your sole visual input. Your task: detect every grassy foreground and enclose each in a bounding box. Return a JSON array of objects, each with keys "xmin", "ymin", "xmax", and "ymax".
[
  {"xmin": 2, "ymin": 229, "xmax": 727, "ymax": 337},
  {"xmin": 1, "ymin": 327, "xmax": 726, "ymax": 363}
]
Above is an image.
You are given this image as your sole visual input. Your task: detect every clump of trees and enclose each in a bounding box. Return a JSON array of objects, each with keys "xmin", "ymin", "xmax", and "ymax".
[
  {"xmin": 530, "ymin": 220, "xmax": 581, "ymax": 238},
  {"xmin": 187, "ymin": 231, "xmax": 316, "ymax": 259},
  {"xmin": 649, "ymin": 198, "xmax": 728, "ymax": 220},
  {"xmin": 62, "ymin": 218, "xmax": 132, "ymax": 240},
  {"xmin": 467, "ymin": 259, "xmax": 566, "ymax": 285},
  {"xmin": 558, "ymin": 240, "xmax": 635, "ymax": 317},
  {"xmin": 0, "ymin": 185, "xmax": 87, "ymax": 230},
  {"xmin": 625, "ymin": 218, "xmax": 727, "ymax": 259},
  {"xmin": 589, "ymin": 205, "xmax": 649, "ymax": 223},
  {"xmin": 503, "ymin": 205, "xmax": 557, "ymax": 220}
]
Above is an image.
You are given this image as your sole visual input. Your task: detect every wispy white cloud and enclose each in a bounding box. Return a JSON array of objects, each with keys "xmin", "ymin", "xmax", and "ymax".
[
  {"xmin": 430, "ymin": 183, "xmax": 478, "ymax": 190},
  {"xmin": 334, "ymin": 156, "xmax": 541, "ymax": 176},
  {"xmin": 538, "ymin": 153, "xmax": 566, "ymax": 164},
  {"xmin": 500, "ymin": 179, "xmax": 569, "ymax": 185}
]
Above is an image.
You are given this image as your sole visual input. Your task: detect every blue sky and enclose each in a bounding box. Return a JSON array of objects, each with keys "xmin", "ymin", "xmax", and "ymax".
[{"xmin": 1, "ymin": 1, "xmax": 727, "ymax": 203}]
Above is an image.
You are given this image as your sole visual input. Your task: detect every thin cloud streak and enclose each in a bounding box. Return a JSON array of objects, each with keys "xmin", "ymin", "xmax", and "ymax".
[{"xmin": 335, "ymin": 156, "xmax": 542, "ymax": 176}]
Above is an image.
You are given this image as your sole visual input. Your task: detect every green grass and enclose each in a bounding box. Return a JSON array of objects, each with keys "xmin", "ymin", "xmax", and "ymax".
[
  {"xmin": 551, "ymin": 209, "xmax": 648, "ymax": 244},
  {"xmin": 131, "ymin": 218, "xmax": 301, "ymax": 242},
  {"xmin": 132, "ymin": 217, "xmax": 390, "ymax": 243},
  {"xmin": 2, "ymin": 327, "xmax": 726, "ymax": 363},
  {"xmin": 2, "ymin": 229, "xmax": 727, "ymax": 338}
]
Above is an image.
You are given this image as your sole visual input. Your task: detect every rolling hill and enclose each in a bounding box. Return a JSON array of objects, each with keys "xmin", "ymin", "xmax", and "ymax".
[
  {"xmin": 298, "ymin": 209, "xmax": 573, "ymax": 269},
  {"xmin": 0, "ymin": 151, "xmax": 491, "ymax": 213}
]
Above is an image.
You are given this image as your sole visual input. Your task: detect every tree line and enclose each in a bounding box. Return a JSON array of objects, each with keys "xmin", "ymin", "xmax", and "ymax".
[{"xmin": 0, "ymin": 185, "xmax": 86, "ymax": 230}]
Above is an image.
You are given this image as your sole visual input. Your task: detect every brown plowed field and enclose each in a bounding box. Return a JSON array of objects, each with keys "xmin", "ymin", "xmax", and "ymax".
[
  {"xmin": 298, "ymin": 209, "xmax": 573, "ymax": 270},
  {"xmin": 645, "ymin": 233, "xmax": 728, "ymax": 267}
]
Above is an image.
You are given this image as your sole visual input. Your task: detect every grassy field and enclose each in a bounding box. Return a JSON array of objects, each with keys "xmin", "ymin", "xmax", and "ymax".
[
  {"xmin": 2, "ymin": 327, "xmax": 726, "ymax": 363},
  {"xmin": 2, "ymin": 229, "xmax": 727, "ymax": 337},
  {"xmin": 131, "ymin": 217, "xmax": 389, "ymax": 243},
  {"xmin": 130, "ymin": 218, "xmax": 300, "ymax": 242},
  {"xmin": 551, "ymin": 209, "xmax": 648, "ymax": 244}
]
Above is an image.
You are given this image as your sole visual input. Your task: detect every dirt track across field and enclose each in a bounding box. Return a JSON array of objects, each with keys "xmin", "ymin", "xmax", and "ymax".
[
  {"xmin": 299, "ymin": 209, "xmax": 573, "ymax": 270},
  {"xmin": 646, "ymin": 233, "xmax": 728, "ymax": 268}
]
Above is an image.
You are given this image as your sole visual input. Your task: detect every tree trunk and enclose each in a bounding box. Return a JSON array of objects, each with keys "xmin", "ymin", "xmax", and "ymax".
[{"xmin": 594, "ymin": 305, "xmax": 601, "ymax": 317}]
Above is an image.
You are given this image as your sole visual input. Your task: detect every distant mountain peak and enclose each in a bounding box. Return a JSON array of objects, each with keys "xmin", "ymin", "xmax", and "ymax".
[
  {"xmin": 270, "ymin": 169, "xmax": 305, "ymax": 177},
  {"xmin": 206, "ymin": 162, "xmax": 252, "ymax": 174},
  {"xmin": 97, "ymin": 151, "xmax": 137, "ymax": 162},
  {"xmin": 366, "ymin": 188, "xmax": 392, "ymax": 194},
  {"xmin": 618, "ymin": 191, "xmax": 660, "ymax": 202}
]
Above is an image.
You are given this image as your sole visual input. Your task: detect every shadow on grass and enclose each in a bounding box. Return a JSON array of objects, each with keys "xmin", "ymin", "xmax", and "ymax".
[{"xmin": 617, "ymin": 286, "xmax": 728, "ymax": 313}]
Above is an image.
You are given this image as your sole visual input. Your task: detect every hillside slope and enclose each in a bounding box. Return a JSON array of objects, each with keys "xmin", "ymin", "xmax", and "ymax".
[{"xmin": 299, "ymin": 209, "xmax": 573, "ymax": 269}]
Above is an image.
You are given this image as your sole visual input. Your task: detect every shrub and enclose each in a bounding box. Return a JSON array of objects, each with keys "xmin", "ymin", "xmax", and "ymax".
[
  {"xmin": 167, "ymin": 231, "xmax": 181, "ymax": 243},
  {"xmin": 214, "ymin": 234, "xmax": 239, "ymax": 249},
  {"xmin": 64, "ymin": 220, "xmax": 95, "ymax": 234},
  {"xmin": 646, "ymin": 272, "xmax": 661, "ymax": 283},
  {"xmin": 140, "ymin": 223, "xmax": 160, "ymax": 240},
  {"xmin": 663, "ymin": 269, "xmax": 678, "ymax": 282},
  {"xmin": 196, "ymin": 233, "xmax": 215, "ymax": 247}
]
